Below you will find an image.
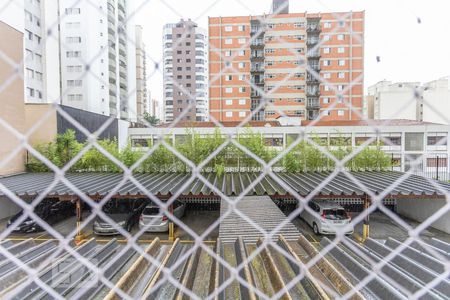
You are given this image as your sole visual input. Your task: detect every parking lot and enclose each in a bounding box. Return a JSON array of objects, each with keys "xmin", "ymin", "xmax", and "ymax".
[
  {"xmin": 0, "ymin": 209, "xmax": 220, "ymax": 242},
  {"xmin": 292, "ymin": 211, "xmax": 450, "ymax": 244},
  {"xmin": 1, "ymin": 208, "xmax": 449, "ymax": 244}
]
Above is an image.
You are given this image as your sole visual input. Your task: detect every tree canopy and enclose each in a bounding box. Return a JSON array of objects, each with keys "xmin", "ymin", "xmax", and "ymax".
[{"xmin": 27, "ymin": 129, "xmax": 392, "ymax": 173}]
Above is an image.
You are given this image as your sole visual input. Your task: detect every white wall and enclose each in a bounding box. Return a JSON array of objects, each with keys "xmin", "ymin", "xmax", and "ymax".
[
  {"xmin": 370, "ymin": 81, "xmax": 420, "ymax": 120},
  {"xmin": 118, "ymin": 119, "xmax": 130, "ymax": 150},
  {"xmin": 59, "ymin": 0, "xmax": 110, "ymax": 116},
  {"xmin": 43, "ymin": 0, "xmax": 61, "ymax": 103},
  {"xmin": 422, "ymin": 78, "xmax": 450, "ymax": 125},
  {"xmin": 126, "ymin": 1, "xmax": 137, "ymax": 122},
  {"xmin": 397, "ymin": 198, "xmax": 450, "ymax": 234}
]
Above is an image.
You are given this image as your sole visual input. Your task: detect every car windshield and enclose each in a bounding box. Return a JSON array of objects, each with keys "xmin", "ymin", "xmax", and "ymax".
[
  {"xmin": 102, "ymin": 200, "xmax": 131, "ymax": 214},
  {"xmin": 323, "ymin": 209, "xmax": 347, "ymax": 220},
  {"xmin": 143, "ymin": 207, "xmax": 160, "ymax": 215}
]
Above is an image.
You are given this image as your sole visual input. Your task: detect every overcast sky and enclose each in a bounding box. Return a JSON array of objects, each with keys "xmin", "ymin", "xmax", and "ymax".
[{"xmin": 133, "ymin": 0, "xmax": 450, "ymax": 103}]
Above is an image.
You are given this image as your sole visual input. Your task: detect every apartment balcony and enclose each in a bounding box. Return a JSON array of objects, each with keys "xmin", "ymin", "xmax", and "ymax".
[
  {"xmin": 250, "ymin": 79, "xmax": 264, "ymax": 86},
  {"xmin": 306, "ymin": 76, "xmax": 320, "ymax": 84},
  {"xmin": 306, "ymin": 51, "xmax": 321, "ymax": 59},
  {"xmin": 307, "ymin": 110, "xmax": 320, "ymax": 120},
  {"xmin": 251, "ymin": 90, "xmax": 262, "ymax": 97},
  {"xmin": 251, "ymin": 64, "xmax": 265, "ymax": 72},
  {"xmin": 308, "ymin": 65, "xmax": 321, "ymax": 73},
  {"xmin": 306, "ymin": 38, "xmax": 319, "ymax": 46},
  {"xmin": 306, "ymin": 99, "xmax": 320, "ymax": 109},
  {"xmin": 306, "ymin": 24, "xmax": 321, "ymax": 33},
  {"xmin": 250, "ymin": 40, "xmax": 264, "ymax": 48},
  {"xmin": 250, "ymin": 27, "xmax": 265, "ymax": 36},
  {"xmin": 306, "ymin": 90, "xmax": 320, "ymax": 97}
]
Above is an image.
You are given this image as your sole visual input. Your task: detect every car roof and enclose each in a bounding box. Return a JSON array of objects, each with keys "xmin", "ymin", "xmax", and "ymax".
[{"xmin": 312, "ymin": 200, "xmax": 344, "ymax": 209}]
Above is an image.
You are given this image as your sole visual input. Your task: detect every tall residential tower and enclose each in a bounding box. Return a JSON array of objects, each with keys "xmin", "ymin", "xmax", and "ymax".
[
  {"xmin": 135, "ymin": 25, "xmax": 149, "ymax": 121},
  {"xmin": 58, "ymin": 0, "xmax": 136, "ymax": 120},
  {"xmin": 163, "ymin": 19, "xmax": 208, "ymax": 123}
]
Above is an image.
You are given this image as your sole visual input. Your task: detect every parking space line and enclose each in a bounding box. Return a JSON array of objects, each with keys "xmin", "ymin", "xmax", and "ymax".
[
  {"xmin": 352, "ymin": 231, "xmax": 364, "ymax": 243},
  {"xmin": 308, "ymin": 234, "xmax": 319, "ymax": 243}
]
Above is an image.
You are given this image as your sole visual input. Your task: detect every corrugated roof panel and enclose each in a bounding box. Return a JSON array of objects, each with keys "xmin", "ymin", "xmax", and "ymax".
[{"xmin": 0, "ymin": 171, "xmax": 449, "ymax": 199}]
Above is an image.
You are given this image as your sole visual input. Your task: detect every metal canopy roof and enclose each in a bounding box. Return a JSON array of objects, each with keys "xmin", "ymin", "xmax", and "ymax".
[{"xmin": 0, "ymin": 171, "xmax": 449, "ymax": 199}]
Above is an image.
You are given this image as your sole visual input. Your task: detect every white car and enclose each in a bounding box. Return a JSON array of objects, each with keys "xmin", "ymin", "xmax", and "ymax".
[
  {"xmin": 139, "ymin": 200, "xmax": 186, "ymax": 232},
  {"xmin": 300, "ymin": 201, "xmax": 353, "ymax": 235}
]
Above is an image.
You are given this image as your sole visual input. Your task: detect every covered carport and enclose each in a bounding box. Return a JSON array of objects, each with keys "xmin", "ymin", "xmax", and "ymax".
[{"xmin": 0, "ymin": 171, "xmax": 449, "ymax": 241}]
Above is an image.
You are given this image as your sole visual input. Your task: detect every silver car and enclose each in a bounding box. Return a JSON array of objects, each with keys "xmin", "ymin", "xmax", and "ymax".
[
  {"xmin": 93, "ymin": 199, "xmax": 147, "ymax": 235},
  {"xmin": 139, "ymin": 200, "xmax": 186, "ymax": 232},
  {"xmin": 299, "ymin": 200, "xmax": 353, "ymax": 235}
]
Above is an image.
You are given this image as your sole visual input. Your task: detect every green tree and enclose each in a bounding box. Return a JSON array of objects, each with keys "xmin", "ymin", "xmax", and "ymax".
[
  {"xmin": 143, "ymin": 112, "xmax": 160, "ymax": 126},
  {"xmin": 79, "ymin": 138, "xmax": 121, "ymax": 172},
  {"xmin": 236, "ymin": 128, "xmax": 278, "ymax": 170}
]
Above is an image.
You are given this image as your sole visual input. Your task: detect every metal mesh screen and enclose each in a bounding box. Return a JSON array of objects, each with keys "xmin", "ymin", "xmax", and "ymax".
[{"xmin": 0, "ymin": 0, "xmax": 449, "ymax": 299}]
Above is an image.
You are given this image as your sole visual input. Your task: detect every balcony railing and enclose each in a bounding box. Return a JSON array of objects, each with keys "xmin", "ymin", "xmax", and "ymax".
[
  {"xmin": 306, "ymin": 76, "xmax": 320, "ymax": 84},
  {"xmin": 306, "ymin": 38, "xmax": 319, "ymax": 45},
  {"xmin": 306, "ymin": 52, "xmax": 321, "ymax": 58},
  {"xmin": 250, "ymin": 40, "xmax": 264, "ymax": 47},
  {"xmin": 309, "ymin": 65, "xmax": 321, "ymax": 73},
  {"xmin": 306, "ymin": 100, "xmax": 320, "ymax": 109},
  {"xmin": 250, "ymin": 79, "xmax": 264, "ymax": 85},
  {"xmin": 251, "ymin": 65, "xmax": 265, "ymax": 72},
  {"xmin": 306, "ymin": 25, "xmax": 321, "ymax": 32},
  {"xmin": 306, "ymin": 90, "xmax": 320, "ymax": 97}
]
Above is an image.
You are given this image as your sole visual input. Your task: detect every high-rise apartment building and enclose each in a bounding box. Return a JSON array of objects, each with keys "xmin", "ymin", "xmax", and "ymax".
[
  {"xmin": 163, "ymin": 19, "xmax": 208, "ymax": 123},
  {"xmin": 209, "ymin": 3, "xmax": 364, "ymax": 122},
  {"xmin": 135, "ymin": 25, "xmax": 149, "ymax": 121},
  {"xmin": 22, "ymin": 0, "xmax": 60, "ymax": 104},
  {"xmin": 58, "ymin": 0, "xmax": 136, "ymax": 121},
  {"xmin": 17, "ymin": 1, "xmax": 137, "ymax": 121}
]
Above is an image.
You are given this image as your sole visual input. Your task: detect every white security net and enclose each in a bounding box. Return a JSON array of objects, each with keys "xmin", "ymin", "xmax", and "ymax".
[{"xmin": 0, "ymin": 0, "xmax": 449, "ymax": 299}]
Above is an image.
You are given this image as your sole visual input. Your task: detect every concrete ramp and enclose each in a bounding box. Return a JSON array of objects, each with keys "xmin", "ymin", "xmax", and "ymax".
[{"xmin": 219, "ymin": 196, "xmax": 300, "ymax": 243}]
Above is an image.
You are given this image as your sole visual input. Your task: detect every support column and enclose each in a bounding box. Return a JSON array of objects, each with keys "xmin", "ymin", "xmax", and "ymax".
[
  {"xmin": 362, "ymin": 195, "xmax": 370, "ymax": 240},
  {"xmin": 75, "ymin": 198, "xmax": 84, "ymax": 244},
  {"xmin": 168, "ymin": 203, "xmax": 174, "ymax": 242}
]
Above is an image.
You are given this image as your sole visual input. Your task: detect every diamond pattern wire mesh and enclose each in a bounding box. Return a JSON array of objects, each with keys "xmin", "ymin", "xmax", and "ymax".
[{"xmin": 0, "ymin": 0, "xmax": 449, "ymax": 299}]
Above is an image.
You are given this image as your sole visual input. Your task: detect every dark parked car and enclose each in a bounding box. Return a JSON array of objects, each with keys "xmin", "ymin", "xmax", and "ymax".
[
  {"xmin": 93, "ymin": 199, "xmax": 148, "ymax": 235},
  {"xmin": 7, "ymin": 199, "xmax": 76, "ymax": 233}
]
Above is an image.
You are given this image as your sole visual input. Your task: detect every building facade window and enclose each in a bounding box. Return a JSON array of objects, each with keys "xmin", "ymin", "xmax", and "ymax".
[
  {"xmin": 67, "ymin": 80, "xmax": 82, "ymax": 87},
  {"xmin": 66, "ymin": 51, "xmax": 81, "ymax": 58},
  {"xmin": 65, "ymin": 8, "xmax": 81, "ymax": 14},
  {"xmin": 66, "ymin": 36, "xmax": 82, "ymax": 43}
]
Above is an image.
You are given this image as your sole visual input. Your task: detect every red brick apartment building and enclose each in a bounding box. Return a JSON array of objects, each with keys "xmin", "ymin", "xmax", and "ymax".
[{"xmin": 209, "ymin": 4, "xmax": 364, "ymax": 122}]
